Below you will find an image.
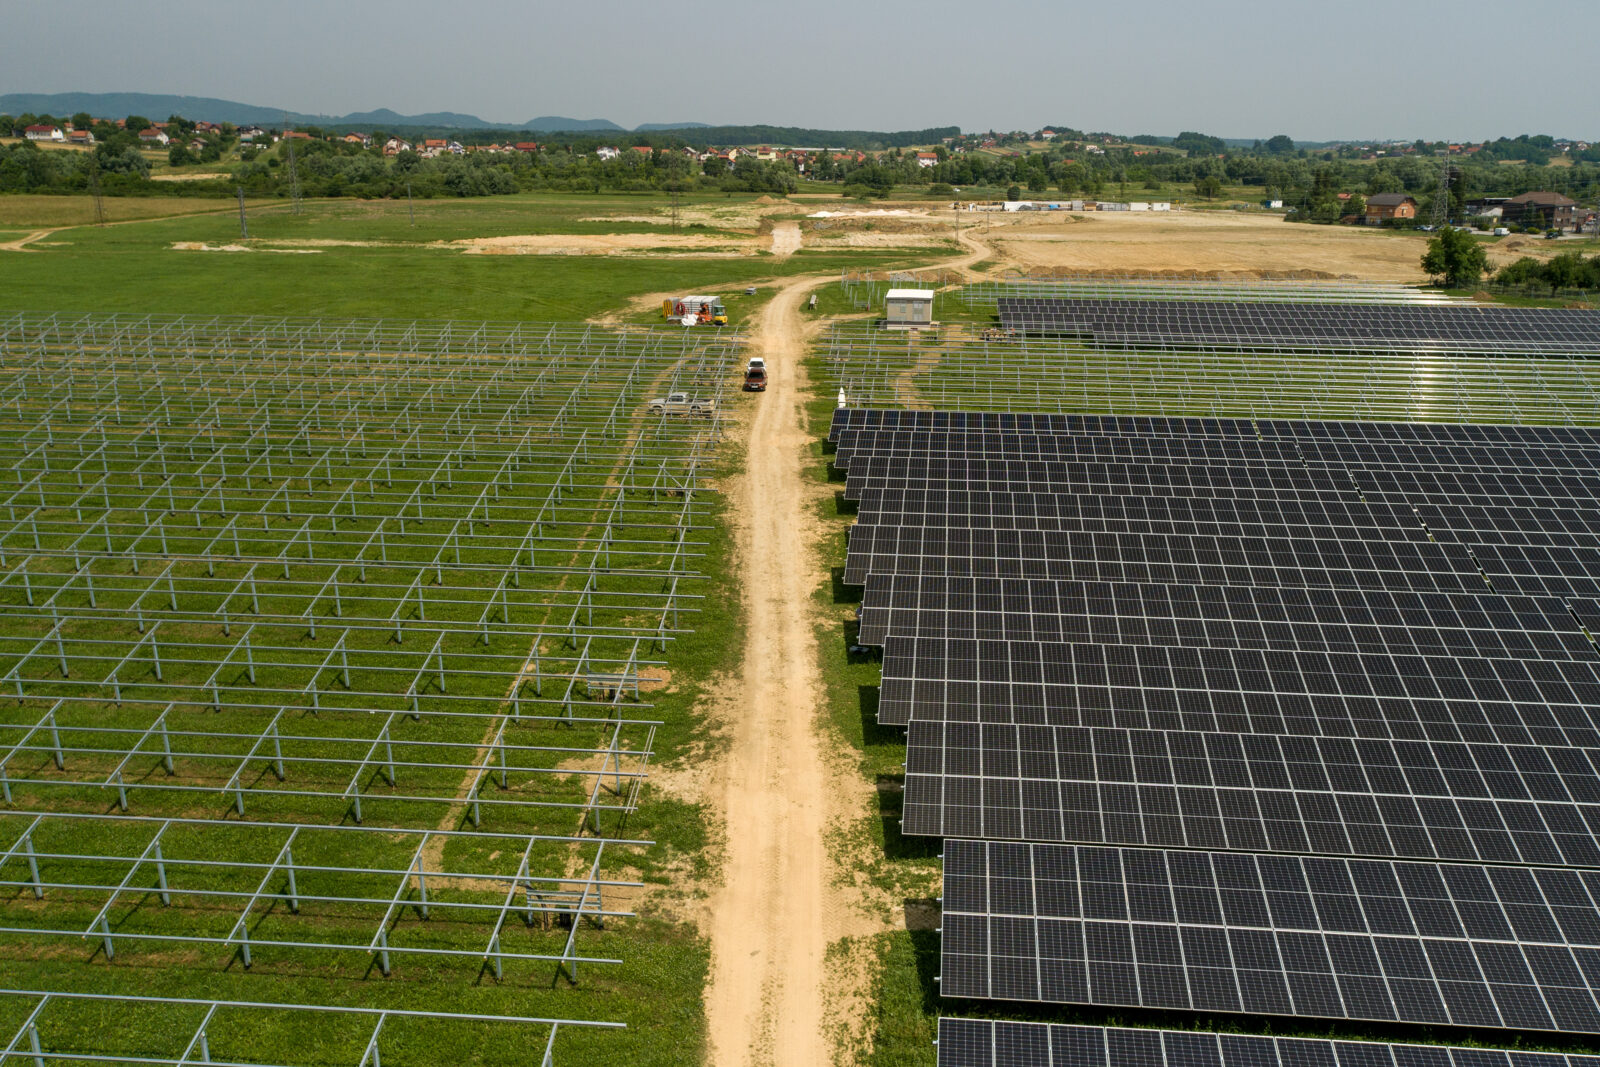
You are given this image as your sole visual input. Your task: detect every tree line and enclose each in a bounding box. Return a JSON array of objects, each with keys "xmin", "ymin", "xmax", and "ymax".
[
  {"xmin": 4, "ymin": 111, "xmax": 1597, "ymax": 211},
  {"xmin": 1421, "ymin": 228, "xmax": 1600, "ymax": 294}
]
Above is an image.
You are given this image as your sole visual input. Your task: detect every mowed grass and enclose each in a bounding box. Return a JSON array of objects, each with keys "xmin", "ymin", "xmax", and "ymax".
[
  {"xmin": 0, "ymin": 194, "xmax": 268, "ymax": 229},
  {"xmin": 0, "ymin": 192, "xmax": 924, "ymax": 321}
]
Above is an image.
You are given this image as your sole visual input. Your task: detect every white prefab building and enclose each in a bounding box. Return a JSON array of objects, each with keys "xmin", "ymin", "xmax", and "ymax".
[{"xmin": 885, "ymin": 288, "xmax": 935, "ymax": 327}]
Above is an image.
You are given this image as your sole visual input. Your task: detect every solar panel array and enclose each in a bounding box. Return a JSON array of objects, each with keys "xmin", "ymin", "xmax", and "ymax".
[
  {"xmin": 935, "ymin": 1020, "xmax": 1600, "ymax": 1067},
  {"xmin": 996, "ymin": 298, "xmax": 1600, "ymax": 352},
  {"xmin": 826, "ymin": 406, "xmax": 1600, "ymax": 1047}
]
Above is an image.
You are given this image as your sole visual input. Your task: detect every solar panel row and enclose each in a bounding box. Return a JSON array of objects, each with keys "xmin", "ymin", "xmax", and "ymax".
[
  {"xmin": 934, "ymin": 1020, "xmax": 1600, "ymax": 1067},
  {"xmin": 993, "ymin": 299, "xmax": 1600, "ymax": 351},
  {"xmin": 858, "ymin": 576, "xmax": 1598, "ymax": 663},
  {"xmin": 828, "ymin": 407, "xmax": 1600, "ymax": 448},
  {"xmin": 882, "ymin": 637, "xmax": 1600, "ymax": 748}
]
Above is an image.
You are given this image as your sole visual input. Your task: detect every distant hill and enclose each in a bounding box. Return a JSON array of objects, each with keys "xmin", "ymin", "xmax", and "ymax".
[
  {"xmin": 1, "ymin": 92, "xmax": 948, "ymax": 145},
  {"xmin": 0, "ymin": 91, "xmax": 518, "ymax": 129},
  {"xmin": 0, "ymin": 92, "xmax": 307, "ymax": 126},
  {"xmin": 523, "ymin": 116, "xmax": 626, "ymax": 132},
  {"xmin": 0, "ymin": 95, "xmax": 711, "ymax": 133},
  {"xmin": 336, "ymin": 107, "xmax": 500, "ymax": 129}
]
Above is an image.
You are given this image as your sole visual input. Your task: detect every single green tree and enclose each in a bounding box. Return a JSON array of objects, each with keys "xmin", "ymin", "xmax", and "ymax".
[
  {"xmin": 1006, "ymin": 184, "xmax": 1021, "ymax": 201},
  {"xmin": 1420, "ymin": 227, "xmax": 1489, "ymax": 288},
  {"xmin": 1544, "ymin": 252, "xmax": 1587, "ymax": 294}
]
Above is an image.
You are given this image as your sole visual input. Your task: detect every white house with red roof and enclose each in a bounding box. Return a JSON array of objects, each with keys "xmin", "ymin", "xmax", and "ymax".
[{"xmin": 24, "ymin": 125, "xmax": 65, "ymax": 142}]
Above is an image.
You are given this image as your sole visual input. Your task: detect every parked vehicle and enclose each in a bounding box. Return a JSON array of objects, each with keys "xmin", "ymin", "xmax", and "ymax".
[
  {"xmin": 648, "ymin": 392, "xmax": 716, "ymax": 416},
  {"xmin": 1493, "ymin": 227, "xmax": 1510, "ymax": 236},
  {"xmin": 744, "ymin": 357, "xmax": 767, "ymax": 392}
]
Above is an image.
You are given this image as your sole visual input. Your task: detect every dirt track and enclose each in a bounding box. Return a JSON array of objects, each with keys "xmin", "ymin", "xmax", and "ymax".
[
  {"xmin": 703, "ymin": 228, "xmax": 989, "ymax": 1066},
  {"xmin": 0, "ymin": 230, "xmax": 51, "ymax": 252}
]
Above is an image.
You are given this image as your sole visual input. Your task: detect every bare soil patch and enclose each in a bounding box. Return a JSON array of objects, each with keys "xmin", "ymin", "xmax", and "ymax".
[
  {"xmin": 978, "ymin": 210, "xmax": 1430, "ymax": 280},
  {"xmin": 769, "ymin": 221, "xmax": 802, "ymax": 257},
  {"xmin": 441, "ymin": 232, "xmax": 756, "ymax": 257},
  {"xmin": 171, "ymin": 242, "xmax": 323, "ymax": 254}
]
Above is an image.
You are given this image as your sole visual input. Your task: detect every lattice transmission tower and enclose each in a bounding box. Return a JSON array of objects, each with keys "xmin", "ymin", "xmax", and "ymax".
[{"xmin": 1429, "ymin": 159, "xmax": 1452, "ymax": 229}]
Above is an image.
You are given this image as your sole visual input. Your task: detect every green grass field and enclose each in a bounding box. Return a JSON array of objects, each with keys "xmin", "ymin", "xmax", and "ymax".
[{"xmin": 0, "ymin": 192, "xmax": 929, "ymax": 321}]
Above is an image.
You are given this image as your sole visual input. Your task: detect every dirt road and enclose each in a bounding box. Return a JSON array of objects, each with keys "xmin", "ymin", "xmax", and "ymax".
[
  {"xmin": 0, "ymin": 230, "xmax": 51, "ymax": 252},
  {"xmin": 704, "ymin": 229, "xmax": 990, "ymax": 1066}
]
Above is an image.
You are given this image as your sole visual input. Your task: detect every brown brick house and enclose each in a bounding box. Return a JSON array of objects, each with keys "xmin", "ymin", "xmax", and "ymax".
[
  {"xmin": 1364, "ymin": 193, "xmax": 1417, "ymax": 225},
  {"xmin": 1502, "ymin": 191, "xmax": 1577, "ymax": 230}
]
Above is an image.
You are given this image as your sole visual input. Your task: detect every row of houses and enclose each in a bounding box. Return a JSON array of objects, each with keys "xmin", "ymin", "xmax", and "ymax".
[
  {"xmin": 591, "ymin": 144, "xmax": 870, "ymax": 171},
  {"xmin": 1363, "ymin": 190, "xmax": 1590, "ymax": 230}
]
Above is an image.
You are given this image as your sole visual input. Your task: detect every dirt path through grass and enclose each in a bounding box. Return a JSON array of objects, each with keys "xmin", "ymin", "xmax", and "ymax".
[
  {"xmin": 704, "ymin": 227, "xmax": 990, "ymax": 1066},
  {"xmin": 0, "ymin": 230, "xmax": 52, "ymax": 252}
]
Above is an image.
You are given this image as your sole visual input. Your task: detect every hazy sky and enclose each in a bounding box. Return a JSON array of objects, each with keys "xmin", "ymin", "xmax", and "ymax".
[{"xmin": 8, "ymin": 0, "xmax": 1594, "ymax": 140}]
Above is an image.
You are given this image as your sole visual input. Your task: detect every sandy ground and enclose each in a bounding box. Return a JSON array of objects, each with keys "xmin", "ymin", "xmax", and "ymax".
[
  {"xmin": 171, "ymin": 242, "xmax": 322, "ymax": 254},
  {"xmin": 975, "ymin": 209, "xmax": 1431, "ymax": 280},
  {"xmin": 443, "ymin": 232, "xmax": 755, "ymax": 256},
  {"xmin": 769, "ymin": 220, "xmax": 802, "ymax": 257},
  {"xmin": 702, "ymin": 228, "xmax": 992, "ymax": 1067},
  {"xmin": 949, "ymin": 208, "xmax": 1584, "ymax": 280},
  {"xmin": 149, "ymin": 172, "xmax": 231, "ymax": 182},
  {"xmin": 704, "ymin": 268, "xmax": 840, "ymax": 1067}
]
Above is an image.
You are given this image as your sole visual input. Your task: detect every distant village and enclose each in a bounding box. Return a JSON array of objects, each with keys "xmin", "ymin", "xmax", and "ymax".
[{"xmin": 7, "ymin": 116, "xmax": 1595, "ymax": 232}]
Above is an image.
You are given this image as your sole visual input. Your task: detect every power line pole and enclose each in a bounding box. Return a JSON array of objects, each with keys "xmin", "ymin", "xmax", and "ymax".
[
  {"xmin": 236, "ymin": 186, "xmax": 249, "ymax": 239},
  {"xmin": 286, "ymin": 141, "xmax": 303, "ymax": 215},
  {"xmin": 282, "ymin": 113, "xmax": 302, "ymax": 215},
  {"xmin": 87, "ymin": 154, "xmax": 106, "ymax": 227},
  {"xmin": 1430, "ymin": 157, "xmax": 1452, "ymax": 229},
  {"xmin": 407, "ymin": 182, "xmax": 415, "ymax": 227}
]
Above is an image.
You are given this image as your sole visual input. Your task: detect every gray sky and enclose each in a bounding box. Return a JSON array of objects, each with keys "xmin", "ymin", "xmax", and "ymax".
[{"xmin": 9, "ymin": 0, "xmax": 1595, "ymax": 140}]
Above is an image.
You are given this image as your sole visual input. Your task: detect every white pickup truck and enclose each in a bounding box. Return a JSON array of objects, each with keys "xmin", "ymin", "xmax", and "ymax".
[{"xmin": 648, "ymin": 392, "xmax": 716, "ymax": 416}]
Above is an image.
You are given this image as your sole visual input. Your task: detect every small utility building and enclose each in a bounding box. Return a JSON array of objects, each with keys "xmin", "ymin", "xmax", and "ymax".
[{"xmin": 885, "ymin": 288, "xmax": 934, "ymax": 328}]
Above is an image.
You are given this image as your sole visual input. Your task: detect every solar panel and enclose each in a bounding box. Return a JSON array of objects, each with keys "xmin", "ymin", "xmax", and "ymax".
[
  {"xmin": 844, "ymin": 524, "xmax": 1485, "ymax": 594},
  {"xmin": 833, "ymin": 428, "xmax": 1600, "ymax": 474},
  {"xmin": 856, "ymin": 491, "xmax": 1434, "ymax": 538},
  {"xmin": 941, "ymin": 840, "xmax": 1600, "ymax": 1030},
  {"xmin": 879, "ymin": 636, "xmax": 1600, "ymax": 748},
  {"xmin": 995, "ymin": 298, "xmax": 1600, "ymax": 352},
  {"xmin": 826, "ymin": 408, "xmax": 1261, "ymax": 443},
  {"xmin": 904, "ymin": 720, "xmax": 1600, "ymax": 865},
  {"xmin": 935, "ymin": 1020, "xmax": 1600, "ymax": 1067},
  {"xmin": 857, "ymin": 576, "xmax": 1597, "ymax": 665},
  {"xmin": 830, "ymin": 409, "xmax": 1600, "ymax": 451},
  {"xmin": 845, "ymin": 456, "xmax": 1357, "ymax": 503}
]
